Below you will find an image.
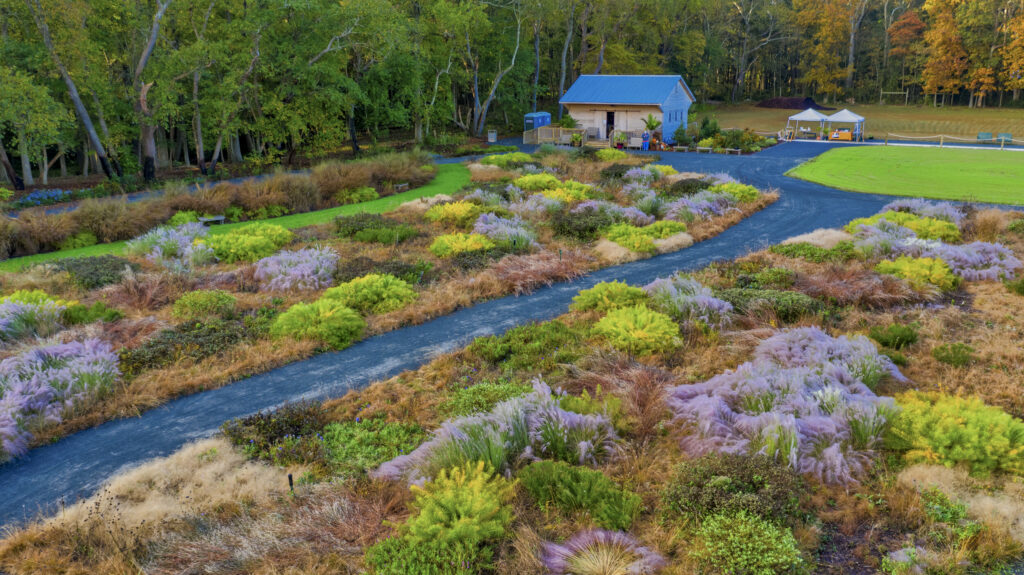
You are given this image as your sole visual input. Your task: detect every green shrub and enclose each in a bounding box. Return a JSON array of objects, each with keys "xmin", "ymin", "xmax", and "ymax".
[
  {"xmin": 322, "ymin": 273, "xmax": 418, "ymax": 315},
  {"xmin": 570, "ymin": 281, "xmax": 648, "ymax": 313},
  {"xmin": 335, "ymin": 185, "xmax": 378, "ymax": 205},
  {"xmin": 221, "ymin": 402, "xmax": 327, "ymax": 466},
  {"xmin": 479, "ymin": 152, "xmax": 532, "ymax": 168},
  {"xmin": 172, "ymin": 289, "xmax": 236, "ymax": 320},
  {"xmin": 711, "ymin": 182, "xmax": 759, "ymax": 203},
  {"xmin": 335, "ymin": 213, "xmax": 417, "ymax": 244},
  {"xmin": 551, "ymin": 207, "xmax": 617, "ymax": 241},
  {"xmin": 604, "ymin": 222, "xmax": 686, "ymax": 253},
  {"xmin": 57, "ymin": 231, "xmax": 99, "ymax": 251},
  {"xmin": 716, "ymin": 288, "xmax": 823, "ymax": 323},
  {"xmin": 738, "ymin": 267, "xmax": 795, "ymax": 290},
  {"xmin": 425, "ymin": 200, "xmax": 483, "ymax": 228},
  {"xmin": 168, "ymin": 211, "xmax": 200, "ymax": 226},
  {"xmin": 886, "ymin": 391, "xmax": 1024, "ymax": 476},
  {"xmin": 324, "ymin": 418, "xmax": 426, "ymax": 477},
  {"xmin": 769, "ymin": 241, "xmax": 859, "ymax": 263},
  {"xmin": 599, "ymin": 163, "xmax": 633, "ymax": 180},
  {"xmin": 595, "ymin": 148, "xmax": 628, "ymax": 162},
  {"xmin": 931, "ymin": 342, "xmax": 975, "ymax": 367},
  {"xmin": 119, "ymin": 319, "xmax": 254, "ymax": 376},
  {"xmin": 663, "ymin": 177, "xmax": 712, "ymax": 199},
  {"xmin": 886, "ymin": 350, "xmax": 909, "ymax": 367},
  {"xmin": 513, "ymin": 173, "xmax": 561, "ymax": 191},
  {"xmin": 364, "ymin": 536, "xmax": 482, "ymax": 575},
  {"xmin": 875, "ymin": 256, "xmax": 959, "ymax": 291},
  {"xmin": 245, "ymin": 204, "xmax": 290, "ymax": 220},
  {"xmin": 270, "ymin": 299, "xmax": 365, "ymax": 349},
  {"xmin": 662, "ymin": 454, "xmax": 804, "ymax": 525},
  {"xmin": 467, "ymin": 321, "xmax": 585, "ymax": 374},
  {"xmin": 689, "ymin": 510, "xmax": 804, "ymax": 575},
  {"xmin": 202, "ymin": 223, "xmax": 294, "ymax": 263},
  {"xmin": 593, "ymin": 305, "xmax": 678, "ymax": 356},
  {"xmin": 1007, "ymin": 219, "xmax": 1024, "ymax": 235},
  {"xmin": 519, "ymin": 460, "xmax": 641, "ymax": 530},
  {"xmin": 428, "ymin": 233, "xmax": 495, "ymax": 258},
  {"xmin": 52, "ymin": 255, "xmax": 139, "ymax": 289},
  {"xmin": 439, "ymin": 380, "xmax": 533, "ymax": 417},
  {"xmin": 1004, "ymin": 277, "xmax": 1024, "ymax": 296},
  {"xmin": 63, "ymin": 302, "xmax": 123, "ymax": 325},
  {"xmin": 869, "ymin": 324, "xmax": 918, "ymax": 350},
  {"xmin": 356, "ymin": 224, "xmax": 418, "ymax": 244},
  {"xmin": 846, "ymin": 211, "xmax": 961, "ymax": 243}
]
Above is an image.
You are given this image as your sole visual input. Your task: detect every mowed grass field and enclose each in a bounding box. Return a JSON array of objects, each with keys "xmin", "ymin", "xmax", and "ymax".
[
  {"xmin": 710, "ymin": 104, "xmax": 1024, "ymax": 141},
  {"xmin": 788, "ymin": 146, "xmax": 1024, "ymax": 204},
  {"xmin": 0, "ymin": 164, "xmax": 471, "ymax": 272}
]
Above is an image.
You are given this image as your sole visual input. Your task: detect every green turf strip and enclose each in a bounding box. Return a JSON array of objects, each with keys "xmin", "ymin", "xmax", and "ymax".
[
  {"xmin": 787, "ymin": 146, "xmax": 1024, "ymax": 205},
  {"xmin": 0, "ymin": 163, "xmax": 470, "ymax": 272}
]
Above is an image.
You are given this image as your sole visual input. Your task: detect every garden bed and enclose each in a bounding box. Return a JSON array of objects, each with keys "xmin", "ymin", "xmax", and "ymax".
[{"xmin": 4, "ymin": 200, "xmax": 1024, "ymax": 574}]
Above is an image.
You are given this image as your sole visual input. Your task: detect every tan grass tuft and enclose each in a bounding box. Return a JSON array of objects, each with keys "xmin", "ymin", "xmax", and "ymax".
[
  {"xmin": 592, "ymin": 239, "xmax": 641, "ymax": 264},
  {"xmin": 781, "ymin": 228, "xmax": 854, "ymax": 249},
  {"xmin": 653, "ymin": 232, "xmax": 694, "ymax": 254}
]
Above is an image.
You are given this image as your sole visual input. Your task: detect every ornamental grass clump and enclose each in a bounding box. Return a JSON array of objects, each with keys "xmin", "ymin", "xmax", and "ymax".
[
  {"xmin": 689, "ymin": 510, "xmax": 804, "ymax": 575},
  {"xmin": 540, "ymin": 529, "xmax": 666, "ymax": 575},
  {"xmin": 882, "ymin": 199, "xmax": 965, "ymax": 225},
  {"xmin": 171, "ymin": 289, "xmax": 236, "ymax": 320},
  {"xmin": 667, "ymin": 327, "xmax": 902, "ymax": 484},
  {"xmin": 593, "ymin": 305, "xmax": 679, "ymax": 356},
  {"xmin": 665, "ymin": 190, "xmax": 738, "ymax": 221},
  {"xmin": 0, "ymin": 339, "xmax": 119, "ymax": 459},
  {"xmin": 885, "ymin": 391, "xmax": 1024, "ymax": 477},
  {"xmin": 520, "ymin": 460, "xmax": 641, "ymax": 530},
  {"xmin": 125, "ymin": 222, "xmax": 216, "ymax": 270},
  {"xmin": 373, "ymin": 380, "xmax": 616, "ymax": 484},
  {"xmin": 254, "ymin": 246, "xmax": 339, "ymax": 291},
  {"xmin": 322, "ymin": 273, "xmax": 418, "ymax": 314},
  {"xmin": 570, "ymin": 281, "xmax": 648, "ymax": 313},
  {"xmin": 571, "ymin": 200, "xmax": 655, "ymax": 226},
  {"xmin": 429, "ymin": 233, "xmax": 496, "ymax": 258},
  {"xmin": 643, "ymin": 275, "xmax": 733, "ymax": 330},
  {"xmin": 508, "ymin": 193, "xmax": 564, "ymax": 217},
  {"xmin": 875, "ymin": 256, "xmax": 959, "ymax": 291},
  {"xmin": 269, "ymin": 299, "xmax": 365, "ymax": 350},
  {"xmin": 869, "ymin": 323, "xmax": 918, "ymax": 350},
  {"xmin": 0, "ymin": 300, "xmax": 65, "ymax": 343},
  {"xmin": 52, "ymin": 255, "xmax": 139, "ymax": 290},
  {"xmin": 472, "ymin": 213, "xmax": 538, "ymax": 251}
]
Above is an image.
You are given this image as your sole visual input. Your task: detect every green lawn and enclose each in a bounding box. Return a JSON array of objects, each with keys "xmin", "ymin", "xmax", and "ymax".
[
  {"xmin": 787, "ymin": 146, "xmax": 1024, "ymax": 205},
  {"xmin": 0, "ymin": 163, "xmax": 470, "ymax": 272}
]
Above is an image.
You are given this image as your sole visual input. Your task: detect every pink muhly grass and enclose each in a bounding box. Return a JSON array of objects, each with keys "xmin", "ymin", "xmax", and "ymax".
[{"xmin": 541, "ymin": 529, "xmax": 666, "ymax": 575}]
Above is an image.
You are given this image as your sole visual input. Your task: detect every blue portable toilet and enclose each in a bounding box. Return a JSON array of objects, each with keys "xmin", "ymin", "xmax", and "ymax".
[{"xmin": 524, "ymin": 112, "xmax": 551, "ymax": 131}]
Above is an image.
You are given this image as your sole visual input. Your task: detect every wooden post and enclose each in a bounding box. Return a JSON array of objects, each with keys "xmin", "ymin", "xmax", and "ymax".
[
  {"xmin": 884, "ymin": 134, "xmax": 888, "ymax": 146},
  {"xmin": 940, "ymin": 135, "xmax": 944, "ymax": 147}
]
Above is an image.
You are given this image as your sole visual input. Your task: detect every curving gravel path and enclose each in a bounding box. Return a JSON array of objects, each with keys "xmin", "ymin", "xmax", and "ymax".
[{"xmin": 0, "ymin": 142, "xmax": 896, "ymax": 526}]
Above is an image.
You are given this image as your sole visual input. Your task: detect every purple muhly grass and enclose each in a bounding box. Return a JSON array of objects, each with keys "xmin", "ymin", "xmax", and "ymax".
[
  {"xmin": 624, "ymin": 166, "xmax": 658, "ymax": 183},
  {"xmin": 882, "ymin": 199, "xmax": 965, "ymax": 226},
  {"xmin": 643, "ymin": 275, "xmax": 733, "ymax": 330},
  {"xmin": 571, "ymin": 200, "xmax": 656, "ymax": 226},
  {"xmin": 508, "ymin": 193, "xmax": 563, "ymax": 217},
  {"xmin": 126, "ymin": 223, "xmax": 215, "ymax": 270},
  {"xmin": 0, "ymin": 339, "xmax": 119, "ymax": 459},
  {"xmin": 464, "ymin": 188, "xmax": 504, "ymax": 206},
  {"xmin": 0, "ymin": 301, "xmax": 65, "ymax": 343},
  {"xmin": 541, "ymin": 529, "xmax": 666, "ymax": 575},
  {"xmin": 666, "ymin": 327, "xmax": 901, "ymax": 484},
  {"xmin": 915, "ymin": 241, "xmax": 1022, "ymax": 281},
  {"xmin": 665, "ymin": 191, "xmax": 738, "ymax": 221},
  {"xmin": 254, "ymin": 246, "xmax": 340, "ymax": 291},
  {"xmin": 851, "ymin": 219, "xmax": 917, "ymax": 257},
  {"xmin": 473, "ymin": 213, "xmax": 539, "ymax": 249},
  {"xmin": 707, "ymin": 172, "xmax": 739, "ymax": 185}
]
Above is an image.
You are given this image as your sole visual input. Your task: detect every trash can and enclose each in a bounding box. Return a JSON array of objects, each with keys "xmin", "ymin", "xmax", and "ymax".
[{"xmin": 487, "ymin": 130, "xmax": 498, "ymax": 143}]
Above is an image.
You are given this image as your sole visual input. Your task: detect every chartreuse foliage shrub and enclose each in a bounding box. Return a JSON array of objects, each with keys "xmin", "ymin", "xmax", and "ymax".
[
  {"xmin": 513, "ymin": 173, "xmax": 561, "ymax": 191},
  {"xmin": 846, "ymin": 211, "xmax": 961, "ymax": 243},
  {"xmin": 365, "ymin": 461, "xmax": 515, "ymax": 574},
  {"xmin": 172, "ymin": 289, "xmax": 236, "ymax": 320},
  {"xmin": 649, "ymin": 164, "xmax": 678, "ymax": 176},
  {"xmin": 604, "ymin": 221, "xmax": 687, "ymax": 253},
  {"xmin": 711, "ymin": 182, "xmax": 760, "ymax": 203},
  {"xmin": 168, "ymin": 211, "xmax": 200, "ymax": 226},
  {"xmin": 689, "ymin": 510, "xmax": 804, "ymax": 575},
  {"xmin": 425, "ymin": 200, "xmax": 483, "ymax": 228},
  {"xmin": 58, "ymin": 231, "xmax": 99, "ymax": 251},
  {"xmin": 594, "ymin": 148, "xmax": 628, "ymax": 162},
  {"xmin": 439, "ymin": 380, "xmax": 533, "ymax": 417},
  {"xmin": 541, "ymin": 181, "xmax": 593, "ymax": 203},
  {"xmin": 875, "ymin": 256, "xmax": 959, "ymax": 291},
  {"xmin": 335, "ymin": 185, "xmax": 378, "ymax": 205},
  {"xmin": 62, "ymin": 302, "xmax": 123, "ymax": 325},
  {"xmin": 467, "ymin": 321, "xmax": 585, "ymax": 374},
  {"xmin": 429, "ymin": 233, "xmax": 495, "ymax": 258},
  {"xmin": 886, "ymin": 392, "xmax": 1024, "ymax": 476},
  {"xmin": 869, "ymin": 323, "xmax": 918, "ymax": 350},
  {"xmin": 479, "ymin": 151, "xmax": 532, "ymax": 168},
  {"xmin": 593, "ymin": 305, "xmax": 679, "ymax": 355},
  {"xmin": 570, "ymin": 281, "xmax": 648, "ymax": 313},
  {"xmin": 662, "ymin": 454, "xmax": 804, "ymax": 524},
  {"xmin": 201, "ymin": 223, "xmax": 294, "ymax": 263},
  {"xmin": 770, "ymin": 241, "xmax": 859, "ymax": 263},
  {"xmin": 322, "ymin": 273, "xmax": 417, "ymax": 314},
  {"xmin": 519, "ymin": 460, "xmax": 641, "ymax": 530},
  {"xmin": 270, "ymin": 299, "xmax": 365, "ymax": 349},
  {"xmin": 323, "ymin": 418, "xmax": 426, "ymax": 477}
]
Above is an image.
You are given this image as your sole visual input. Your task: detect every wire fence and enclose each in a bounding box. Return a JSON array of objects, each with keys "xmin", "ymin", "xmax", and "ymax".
[{"xmin": 883, "ymin": 132, "xmax": 1024, "ymax": 149}]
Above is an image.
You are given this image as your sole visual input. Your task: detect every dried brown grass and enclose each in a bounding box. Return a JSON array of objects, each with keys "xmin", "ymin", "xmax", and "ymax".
[
  {"xmin": 969, "ymin": 208, "xmax": 1012, "ymax": 242},
  {"xmin": 100, "ymin": 270, "xmax": 196, "ymax": 311},
  {"xmin": 366, "ymin": 270, "xmax": 505, "ymax": 335},
  {"xmin": 311, "ymin": 161, "xmax": 374, "ymax": 197},
  {"xmin": 14, "ymin": 211, "xmax": 72, "ymax": 254},
  {"xmin": 72, "ymin": 198, "xmax": 170, "ymax": 243},
  {"xmin": 593, "ymin": 238, "xmax": 641, "ymax": 264},
  {"xmin": 265, "ymin": 172, "xmax": 321, "ymax": 213},
  {"xmin": 653, "ymin": 232, "xmax": 694, "ymax": 253},
  {"xmin": 467, "ymin": 163, "xmax": 515, "ymax": 183},
  {"xmin": 781, "ymin": 228, "xmax": 854, "ymax": 249},
  {"xmin": 236, "ymin": 179, "xmax": 288, "ymax": 212},
  {"xmin": 168, "ymin": 182, "xmax": 236, "ymax": 214},
  {"xmin": 491, "ymin": 249, "xmax": 593, "ymax": 295},
  {"xmin": 794, "ymin": 263, "xmax": 930, "ymax": 308}
]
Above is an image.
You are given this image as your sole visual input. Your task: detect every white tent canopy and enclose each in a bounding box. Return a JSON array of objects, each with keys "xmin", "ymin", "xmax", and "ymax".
[
  {"xmin": 827, "ymin": 109, "xmax": 864, "ymax": 123},
  {"xmin": 784, "ymin": 108, "xmax": 829, "ymax": 140},
  {"xmin": 825, "ymin": 108, "xmax": 865, "ymax": 141},
  {"xmin": 788, "ymin": 108, "xmax": 829, "ymax": 122}
]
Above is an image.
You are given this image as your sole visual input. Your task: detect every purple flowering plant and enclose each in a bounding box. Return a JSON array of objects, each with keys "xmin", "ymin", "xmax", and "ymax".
[{"xmin": 254, "ymin": 246, "xmax": 340, "ymax": 291}]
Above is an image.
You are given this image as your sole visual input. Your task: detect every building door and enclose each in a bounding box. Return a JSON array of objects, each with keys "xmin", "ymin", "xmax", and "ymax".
[{"xmin": 605, "ymin": 111, "xmax": 615, "ymax": 139}]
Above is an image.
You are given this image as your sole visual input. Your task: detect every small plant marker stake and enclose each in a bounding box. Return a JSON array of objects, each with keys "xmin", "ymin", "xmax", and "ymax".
[{"xmin": 288, "ymin": 473, "xmax": 294, "ymax": 494}]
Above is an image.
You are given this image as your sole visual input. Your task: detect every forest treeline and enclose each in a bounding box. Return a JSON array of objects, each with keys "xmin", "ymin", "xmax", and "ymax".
[{"xmin": 1, "ymin": 0, "xmax": 1023, "ymax": 187}]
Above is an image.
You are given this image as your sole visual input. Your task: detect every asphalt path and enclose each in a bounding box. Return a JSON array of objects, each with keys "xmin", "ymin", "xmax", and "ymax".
[{"xmin": 0, "ymin": 142, "xmax": 897, "ymax": 526}]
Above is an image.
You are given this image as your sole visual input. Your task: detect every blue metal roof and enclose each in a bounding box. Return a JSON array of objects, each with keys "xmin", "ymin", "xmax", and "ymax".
[{"xmin": 559, "ymin": 75, "xmax": 694, "ymax": 106}]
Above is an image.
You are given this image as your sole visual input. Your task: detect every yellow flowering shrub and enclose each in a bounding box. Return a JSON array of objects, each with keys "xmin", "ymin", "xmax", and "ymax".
[{"xmin": 875, "ymin": 256, "xmax": 959, "ymax": 291}]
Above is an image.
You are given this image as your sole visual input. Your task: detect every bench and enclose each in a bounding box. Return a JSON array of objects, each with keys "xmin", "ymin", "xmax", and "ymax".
[
  {"xmin": 628, "ymin": 137, "xmax": 643, "ymax": 150},
  {"xmin": 725, "ymin": 148, "xmax": 743, "ymax": 155},
  {"xmin": 696, "ymin": 147, "xmax": 713, "ymax": 153},
  {"xmin": 394, "ymin": 183, "xmax": 410, "ymax": 193},
  {"xmin": 198, "ymin": 215, "xmax": 225, "ymax": 226},
  {"xmin": 997, "ymin": 133, "xmax": 1013, "ymax": 144},
  {"xmin": 978, "ymin": 132, "xmax": 994, "ymax": 143}
]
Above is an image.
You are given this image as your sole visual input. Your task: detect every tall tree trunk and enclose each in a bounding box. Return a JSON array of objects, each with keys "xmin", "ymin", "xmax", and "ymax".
[
  {"xmin": 348, "ymin": 104, "xmax": 361, "ymax": 154},
  {"xmin": 58, "ymin": 142, "xmax": 66, "ymax": 177},
  {"xmin": 40, "ymin": 148, "xmax": 48, "ymax": 185},
  {"xmin": 81, "ymin": 140, "xmax": 89, "ymax": 177},
  {"xmin": 532, "ymin": 20, "xmax": 541, "ymax": 113},
  {"xmin": 193, "ymin": 72, "xmax": 208, "ymax": 175},
  {"xmin": 140, "ymin": 121, "xmax": 158, "ymax": 180},
  {"xmin": 574, "ymin": 2, "xmax": 593, "ymax": 80},
  {"xmin": 0, "ymin": 138, "xmax": 23, "ymax": 190},
  {"xmin": 732, "ymin": 11, "xmax": 753, "ymax": 103},
  {"xmin": 557, "ymin": 2, "xmax": 577, "ymax": 119},
  {"xmin": 25, "ymin": 0, "xmax": 114, "ymax": 179},
  {"xmin": 230, "ymin": 135, "xmax": 243, "ymax": 163},
  {"xmin": 134, "ymin": 0, "xmax": 171, "ymax": 182},
  {"xmin": 17, "ymin": 128, "xmax": 33, "ymax": 186},
  {"xmin": 594, "ymin": 36, "xmax": 607, "ymax": 73},
  {"xmin": 179, "ymin": 129, "xmax": 191, "ymax": 167}
]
